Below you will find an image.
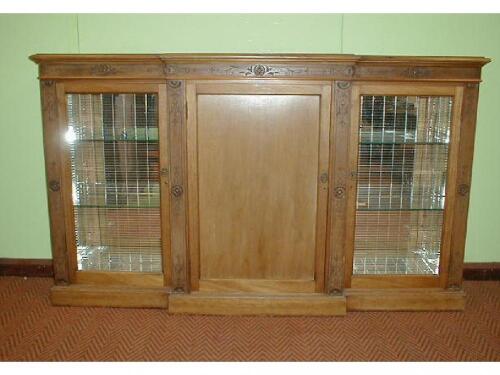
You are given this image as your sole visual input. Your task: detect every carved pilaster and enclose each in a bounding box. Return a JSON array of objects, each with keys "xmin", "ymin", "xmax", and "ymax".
[
  {"xmin": 167, "ymin": 80, "xmax": 189, "ymax": 292},
  {"xmin": 327, "ymin": 80, "xmax": 353, "ymax": 294}
]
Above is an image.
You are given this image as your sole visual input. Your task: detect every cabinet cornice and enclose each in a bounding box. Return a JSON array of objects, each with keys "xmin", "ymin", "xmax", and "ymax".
[{"xmin": 30, "ymin": 53, "xmax": 490, "ymax": 82}]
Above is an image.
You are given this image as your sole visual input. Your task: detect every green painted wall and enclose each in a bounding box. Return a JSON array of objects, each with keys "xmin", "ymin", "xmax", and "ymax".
[
  {"xmin": 0, "ymin": 14, "xmax": 498, "ymax": 261},
  {"xmin": 0, "ymin": 15, "xmax": 78, "ymax": 259}
]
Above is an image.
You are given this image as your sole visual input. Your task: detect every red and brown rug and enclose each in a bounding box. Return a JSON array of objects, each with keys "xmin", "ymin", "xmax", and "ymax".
[{"xmin": 0, "ymin": 277, "xmax": 498, "ymax": 361}]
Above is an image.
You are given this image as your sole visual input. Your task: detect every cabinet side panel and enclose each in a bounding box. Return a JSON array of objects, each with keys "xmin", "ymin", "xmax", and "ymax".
[
  {"xmin": 447, "ymin": 84, "xmax": 480, "ymax": 289},
  {"xmin": 40, "ymin": 80, "xmax": 70, "ymax": 284}
]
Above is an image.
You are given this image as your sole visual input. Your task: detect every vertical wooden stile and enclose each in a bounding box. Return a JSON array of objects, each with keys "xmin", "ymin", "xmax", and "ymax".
[
  {"xmin": 40, "ymin": 79, "xmax": 70, "ymax": 285},
  {"xmin": 158, "ymin": 84, "xmax": 172, "ymax": 286},
  {"xmin": 447, "ymin": 84, "xmax": 480, "ymax": 289},
  {"xmin": 327, "ymin": 80, "xmax": 354, "ymax": 294},
  {"xmin": 166, "ymin": 80, "xmax": 189, "ymax": 292}
]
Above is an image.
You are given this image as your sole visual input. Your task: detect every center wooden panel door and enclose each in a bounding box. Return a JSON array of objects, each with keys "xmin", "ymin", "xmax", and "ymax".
[{"xmin": 186, "ymin": 81, "xmax": 331, "ymax": 294}]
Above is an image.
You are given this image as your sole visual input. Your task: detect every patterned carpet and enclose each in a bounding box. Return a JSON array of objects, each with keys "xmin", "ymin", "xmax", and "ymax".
[{"xmin": 0, "ymin": 277, "xmax": 499, "ymax": 361}]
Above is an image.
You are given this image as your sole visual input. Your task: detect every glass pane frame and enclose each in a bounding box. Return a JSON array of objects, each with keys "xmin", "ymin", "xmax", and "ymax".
[
  {"xmin": 346, "ymin": 83, "xmax": 464, "ymax": 289},
  {"xmin": 56, "ymin": 82, "xmax": 169, "ymax": 286}
]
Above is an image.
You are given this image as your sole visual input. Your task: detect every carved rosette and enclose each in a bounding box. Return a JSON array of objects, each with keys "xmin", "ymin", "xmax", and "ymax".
[
  {"xmin": 334, "ymin": 186, "xmax": 346, "ymax": 199},
  {"xmin": 167, "ymin": 80, "xmax": 182, "ymax": 89},
  {"xmin": 458, "ymin": 184, "xmax": 470, "ymax": 196},
  {"xmin": 336, "ymin": 81, "xmax": 351, "ymax": 89},
  {"xmin": 171, "ymin": 185, "xmax": 184, "ymax": 198},
  {"xmin": 219, "ymin": 64, "xmax": 310, "ymax": 77}
]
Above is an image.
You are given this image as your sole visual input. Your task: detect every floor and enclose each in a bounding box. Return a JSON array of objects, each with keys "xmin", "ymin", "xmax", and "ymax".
[{"xmin": 0, "ymin": 277, "xmax": 499, "ymax": 361}]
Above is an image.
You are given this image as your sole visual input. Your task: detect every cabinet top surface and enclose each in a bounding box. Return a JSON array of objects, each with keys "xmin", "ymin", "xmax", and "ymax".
[{"xmin": 29, "ymin": 53, "xmax": 491, "ymax": 66}]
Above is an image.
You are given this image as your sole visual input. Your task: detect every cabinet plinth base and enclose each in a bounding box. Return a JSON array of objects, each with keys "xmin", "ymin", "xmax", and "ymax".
[
  {"xmin": 169, "ymin": 293, "xmax": 347, "ymax": 316},
  {"xmin": 50, "ymin": 285, "xmax": 168, "ymax": 308},
  {"xmin": 345, "ymin": 288, "xmax": 465, "ymax": 311},
  {"xmin": 49, "ymin": 285, "xmax": 466, "ymax": 313}
]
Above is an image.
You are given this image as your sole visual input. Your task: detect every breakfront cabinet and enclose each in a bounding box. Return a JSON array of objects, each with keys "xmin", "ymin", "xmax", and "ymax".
[{"xmin": 31, "ymin": 54, "xmax": 489, "ymax": 315}]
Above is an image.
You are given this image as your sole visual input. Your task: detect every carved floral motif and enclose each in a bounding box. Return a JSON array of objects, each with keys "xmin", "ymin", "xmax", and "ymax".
[
  {"xmin": 334, "ymin": 186, "xmax": 346, "ymax": 199},
  {"xmin": 90, "ymin": 64, "xmax": 117, "ymax": 75},
  {"xmin": 167, "ymin": 80, "xmax": 182, "ymax": 89},
  {"xmin": 336, "ymin": 81, "xmax": 351, "ymax": 89},
  {"xmin": 164, "ymin": 63, "xmax": 355, "ymax": 78}
]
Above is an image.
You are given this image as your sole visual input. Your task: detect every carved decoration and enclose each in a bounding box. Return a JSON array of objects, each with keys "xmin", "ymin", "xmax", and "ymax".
[
  {"xmin": 171, "ymin": 185, "xmax": 184, "ymax": 198},
  {"xmin": 335, "ymin": 81, "xmax": 352, "ymax": 128},
  {"xmin": 42, "ymin": 80, "xmax": 54, "ymax": 87},
  {"xmin": 90, "ymin": 64, "xmax": 117, "ymax": 75},
  {"xmin": 344, "ymin": 65, "xmax": 355, "ymax": 77},
  {"xmin": 215, "ymin": 64, "xmax": 309, "ymax": 77},
  {"xmin": 458, "ymin": 183, "xmax": 470, "ymax": 196},
  {"xmin": 160, "ymin": 167, "xmax": 169, "ymax": 177},
  {"xmin": 48, "ymin": 180, "xmax": 60, "ymax": 192},
  {"xmin": 336, "ymin": 81, "xmax": 351, "ymax": 89},
  {"xmin": 167, "ymin": 80, "xmax": 184, "ymax": 128},
  {"xmin": 164, "ymin": 63, "xmax": 356, "ymax": 78},
  {"xmin": 334, "ymin": 186, "xmax": 346, "ymax": 199},
  {"xmin": 220, "ymin": 64, "xmax": 309, "ymax": 77},
  {"xmin": 166, "ymin": 80, "xmax": 188, "ymax": 292},
  {"xmin": 327, "ymin": 79, "xmax": 353, "ymax": 293},
  {"xmin": 319, "ymin": 172, "xmax": 329, "ymax": 184},
  {"xmin": 167, "ymin": 80, "xmax": 182, "ymax": 89}
]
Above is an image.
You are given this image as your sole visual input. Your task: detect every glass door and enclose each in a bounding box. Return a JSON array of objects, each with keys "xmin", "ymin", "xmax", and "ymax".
[
  {"xmin": 59, "ymin": 83, "xmax": 168, "ymax": 286},
  {"xmin": 348, "ymin": 84, "xmax": 462, "ymax": 288}
]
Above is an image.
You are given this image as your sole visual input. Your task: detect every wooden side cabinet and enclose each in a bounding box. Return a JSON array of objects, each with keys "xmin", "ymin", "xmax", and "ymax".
[{"xmin": 31, "ymin": 54, "xmax": 490, "ymax": 315}]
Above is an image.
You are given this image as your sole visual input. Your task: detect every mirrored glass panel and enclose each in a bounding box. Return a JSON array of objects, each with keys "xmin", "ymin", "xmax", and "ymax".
[
  {"xmin": 353, "ymin": 95, "xmax": 453, "ymax": 275},
  {"xmin": 66, "ymin": 93, "xmax": 161, "ymax": 272}
]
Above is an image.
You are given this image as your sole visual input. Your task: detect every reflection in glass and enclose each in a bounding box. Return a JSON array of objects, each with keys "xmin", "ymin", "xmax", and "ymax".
[
  {"xmin": 354, "ymin": 95, "xmax": 453, "ymax": 275},
  {"xmin": 67, "ymin": 93, "xmax": 161, "ymax": 272}
]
